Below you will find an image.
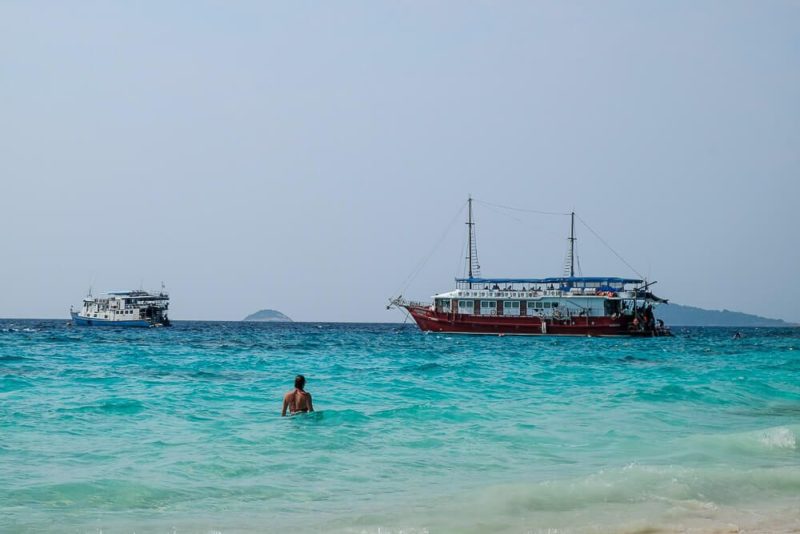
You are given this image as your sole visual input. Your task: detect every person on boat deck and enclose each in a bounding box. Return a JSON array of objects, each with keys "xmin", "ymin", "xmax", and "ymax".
[{"xmin": 282, "ymin": 375, "xmax": 313, "ymax": 416}]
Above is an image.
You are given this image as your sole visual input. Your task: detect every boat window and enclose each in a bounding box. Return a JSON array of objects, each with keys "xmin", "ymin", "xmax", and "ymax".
[
  {"xmin": 504, "ymin": 301, "xmax": 520, "ymax": 309},
  {"xmin": 480, "ymin": 300, "xmax": 496, "ymax": 308},
  {"xmin": 544, "ymin": 302, "xmax": 551, "ymax": 308}
]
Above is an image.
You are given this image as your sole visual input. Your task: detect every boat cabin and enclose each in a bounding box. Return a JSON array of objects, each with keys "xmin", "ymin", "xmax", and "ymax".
[
  {"xmin": 78, "ymin": 290, "xmax": 169, "ymax": 321},
  {"xmin": 433, "ymin": 277, "xmax": 661, "ymax": 318}
]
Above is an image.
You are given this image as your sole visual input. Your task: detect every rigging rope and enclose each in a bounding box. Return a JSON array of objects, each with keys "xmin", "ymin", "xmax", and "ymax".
[
  {"xmin": 394, "ymin": 198, "xmax": 646, "ymax": 298},
  {"xmin": 394, "ymin": 200, "xmax": 467, "ymax": 297},
  {"xmin": 478, "ymin": 199, "xmax": 575, "ymax": 276},
  {"xmin": 457, "ymin": 231, "xmax": 467, "ymax": 279},
  {"xmin": 576, "ymin": 215, "xmax": 645, "ymax": 280},
  {"xmin": 476, "ymin": 201, "xmax": 528, "ymax": 225},
  {"xmin": 474, "ymin": 198, "xmax": 643, "ymax": 280},
  {"xmin": 470, "ymin": 222, "xmax": 481, "ymax": 276},
  {"xmin": 473, "ymin": 199, "xmax": 571, "ymax": 217},
  {"xmin": 474, "ymin": 198, "xmax": 645, "ymax": 280}
]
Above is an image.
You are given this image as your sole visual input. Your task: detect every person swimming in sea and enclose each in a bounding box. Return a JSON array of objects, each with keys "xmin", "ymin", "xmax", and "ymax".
[{"xmin": 282, "ymin": 374, "xmax": 313, "ymax": 416}]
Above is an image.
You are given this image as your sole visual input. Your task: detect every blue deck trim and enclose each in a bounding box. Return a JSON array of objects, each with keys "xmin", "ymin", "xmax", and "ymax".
[{"xmin": 455, "ymin": 276, "xmax": 643, "ymax": 285}]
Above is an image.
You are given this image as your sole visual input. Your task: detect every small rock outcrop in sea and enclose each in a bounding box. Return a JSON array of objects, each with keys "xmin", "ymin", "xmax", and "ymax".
[{"xmin": 242, "ymin": 309, "xmax": 293, "ymax": 322}]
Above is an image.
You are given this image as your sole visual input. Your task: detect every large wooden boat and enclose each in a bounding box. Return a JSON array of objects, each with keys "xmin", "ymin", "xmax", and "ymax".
[
  {"xmin": 70, "ymin": 289, "xmax": 171, "ymax": 327},
  {"xmin": 390, "ymin": 198, "xmax": 670, "ymax": 337}
]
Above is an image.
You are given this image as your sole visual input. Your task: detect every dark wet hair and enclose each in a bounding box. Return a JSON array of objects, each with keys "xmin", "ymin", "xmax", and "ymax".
[{"xmin": 294, "ymin": 375, "xmax": 306, "ymax": 389}]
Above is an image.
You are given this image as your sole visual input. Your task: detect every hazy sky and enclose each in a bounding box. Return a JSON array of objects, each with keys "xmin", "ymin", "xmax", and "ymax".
[{"xmin": 2, "ymin": 1, "xmax": 798, "ymax": 322}]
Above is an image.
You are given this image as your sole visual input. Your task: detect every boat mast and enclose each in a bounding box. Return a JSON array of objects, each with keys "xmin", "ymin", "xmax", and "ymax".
[
  {"xmin": 569, "ymin": 211, "xmax": 576, "ymax": 277},
  {"xmin": 463, "ymin": 196, "xmax": 481, "ymax": 289},
  {"xmin": 467, "ymin": 196, "xmax": 474, "ymax": 289}
]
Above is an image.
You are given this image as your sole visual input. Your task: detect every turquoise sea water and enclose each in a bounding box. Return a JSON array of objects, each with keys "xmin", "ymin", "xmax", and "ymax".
[{"xmin": 1, "ymin": 320, "xmax": 799, "ymax": 533}]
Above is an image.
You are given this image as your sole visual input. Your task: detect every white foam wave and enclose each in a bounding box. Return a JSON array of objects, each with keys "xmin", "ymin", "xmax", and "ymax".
[
  {"xmin": 423, "ymin": 465, "xmax": 800, "ymax": 533},
  {"xmin": 679, "ymin": 424, "xmax": 800, "ymax": 457},
  {"xmin": 321, "ymin": 465, "xmax": 800, "ymax": 534},
  {"xmin": 757, "ymin": 426, "xmax": 797, "ymax": 450}
]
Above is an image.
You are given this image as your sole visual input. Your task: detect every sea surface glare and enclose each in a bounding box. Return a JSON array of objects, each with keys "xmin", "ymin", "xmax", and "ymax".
[{"xmin": 1, "ymin": 321, "xmax": 799, "ymax": 533}]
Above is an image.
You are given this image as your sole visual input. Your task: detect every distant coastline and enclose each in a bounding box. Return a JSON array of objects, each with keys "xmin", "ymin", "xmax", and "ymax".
[{"xmin": 658, "ymin": 303, "xmax": 795, "ymax": 327}]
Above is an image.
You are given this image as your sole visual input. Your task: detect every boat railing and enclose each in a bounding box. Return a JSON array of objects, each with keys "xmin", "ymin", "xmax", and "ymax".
[{"xmin": 388, "ymin": 296, "xmax": 431, "ymax": 310}]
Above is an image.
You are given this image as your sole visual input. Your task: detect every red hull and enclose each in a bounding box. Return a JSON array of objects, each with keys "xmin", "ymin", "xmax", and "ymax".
[{"xmin": 404, "ymin": 305, "xmax": 654, "ymax": 337}]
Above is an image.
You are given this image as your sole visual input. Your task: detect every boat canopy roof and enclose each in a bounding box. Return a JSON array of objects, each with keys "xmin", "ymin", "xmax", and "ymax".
[
  {"xmin": 456, "ymin": 276, "xmax": 643, "ymax": 285},
  {"xmin": 105, "ymin": 290, "xmax": 169, "ymax": 300}
]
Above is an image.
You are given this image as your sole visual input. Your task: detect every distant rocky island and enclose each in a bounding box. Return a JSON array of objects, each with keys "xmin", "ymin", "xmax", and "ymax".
[
  {"xmin": 658, "ymin": 303, "xmax": 795, "ymax": 327},
  {"xmin": 242, "ymin": 309, "xmax": 293, "ymax": 322}
]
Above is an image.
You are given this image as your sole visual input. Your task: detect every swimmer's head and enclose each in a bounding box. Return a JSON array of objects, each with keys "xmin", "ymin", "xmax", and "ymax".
[{"xmin": 295, "ymin": 375, "xmax": 306, "ymax": 389}]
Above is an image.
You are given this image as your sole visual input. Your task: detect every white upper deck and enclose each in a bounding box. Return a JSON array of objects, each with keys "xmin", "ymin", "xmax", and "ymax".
[
  {"xmin": 81, "ymin": 290, "xmax": 169, "ymax": 310},
  {"xmin": 434, "ymin": 287, "xmax": 635, "ymax": 300}
]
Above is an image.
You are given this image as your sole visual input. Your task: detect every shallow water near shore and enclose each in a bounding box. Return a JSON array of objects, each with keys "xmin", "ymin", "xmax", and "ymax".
[{"xmin": 1, "ymin": 320, "xmax": 799, "ymax": 532}]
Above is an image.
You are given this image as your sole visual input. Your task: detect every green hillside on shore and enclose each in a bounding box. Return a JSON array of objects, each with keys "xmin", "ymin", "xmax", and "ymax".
[{"xmin": 658, "ymin": 303, "xmax": 795, "ymax": 327}]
